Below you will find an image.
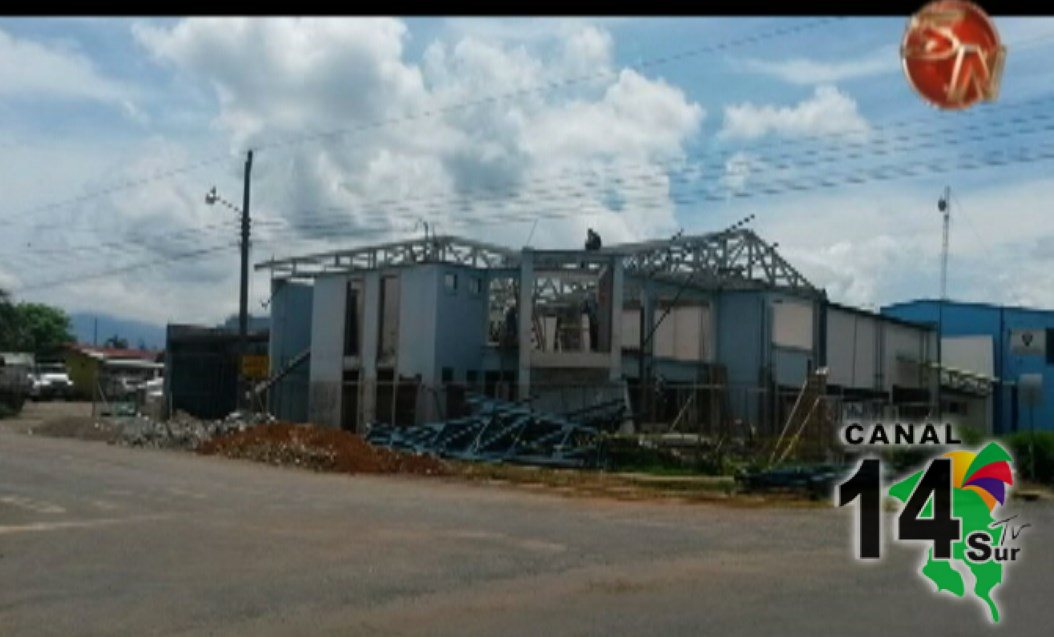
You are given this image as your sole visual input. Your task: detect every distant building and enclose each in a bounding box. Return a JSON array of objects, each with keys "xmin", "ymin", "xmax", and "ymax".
[
  {"xmin": 65, "ymin": 344, "xmax": 163, "ymax": 400},
  {"xmin": 164, "ymin": 324, "xmax": 269, "ymax": 420},
  {"xmin": 883, "ymin": 300, "xmax": 1054, "ymax": 434},
  {"xmin": 220, "ymin": 314, "xmax": 271, "ymax": 334}
]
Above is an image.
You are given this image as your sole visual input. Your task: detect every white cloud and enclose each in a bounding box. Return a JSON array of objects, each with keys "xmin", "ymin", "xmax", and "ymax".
[
  {"xmin": 997, "ymin": 17, "xmax": 1054, "ymax": 48},
  {"xmin": 0, "ymin": 18, "xmax": 704, "ymax": 323},
  {"xmin": 736, "ymin": 47, "xmax": 896, "ymax": 85},
  {"xmin": 441, "ymin": 17, "xmax": 630, "ymax": 45},
  {"xmin": 720, "ymin": 85, "xmax": 870, "ymax": 141},
  {"xmin": 135, "ymin": 18, "xmax": 429, "ymax": 152},
  {"xmin": 17, "ymin": 17, "xmax": 1049, "ymax": 329},
  {"xmin": 4, "ymin": 138, "xmax": 245, "ymax": 325},
  {"xmin": 133, "ymin": 17, "xmax": 703, "ymax": 255},
  {"xmin": 0, "ymin": 28, "xmax": 134, "ymax": 106},
  {"xmin": 719, "ymin": 151, "xmax": 766, "ymax": 195},
  {"xmin": 0, "ymin": 264, "xmax": 17, "ymax": 291},
  {"xmin": 710, "ymin": 176, "xmax": 1054, "ymax": 311}
]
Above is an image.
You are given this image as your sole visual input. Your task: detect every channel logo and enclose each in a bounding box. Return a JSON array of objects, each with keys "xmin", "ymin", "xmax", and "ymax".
[
  {"xmin": 838, "ymin": 432, "xmax": 1030, "ymax": 624},
  {"xmin": 901, "ymin": 0, "xmax": 1006, "ymax": 110}
]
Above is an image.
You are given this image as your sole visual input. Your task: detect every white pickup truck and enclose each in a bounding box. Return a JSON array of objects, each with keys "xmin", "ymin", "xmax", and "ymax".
[{"xmin": 28, "ymin": 363, "xmax": 75, "ymax": 401}]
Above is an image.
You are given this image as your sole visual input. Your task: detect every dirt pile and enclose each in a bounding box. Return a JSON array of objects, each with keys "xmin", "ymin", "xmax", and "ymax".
[{"xmin": 198, "ymin": 423, "xmax": 448, "ymax": 476}]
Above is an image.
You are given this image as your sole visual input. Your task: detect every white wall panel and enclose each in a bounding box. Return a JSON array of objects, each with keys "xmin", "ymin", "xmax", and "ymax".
[{"xmin": 772, "ymin": 300, "xmax": 813, "ymax": 351}]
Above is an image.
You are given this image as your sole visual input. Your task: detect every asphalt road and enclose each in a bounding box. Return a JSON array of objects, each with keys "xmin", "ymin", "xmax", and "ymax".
[{"xmin": 1, "ymin": 428, "xmax": 1051, "ymax": 636}]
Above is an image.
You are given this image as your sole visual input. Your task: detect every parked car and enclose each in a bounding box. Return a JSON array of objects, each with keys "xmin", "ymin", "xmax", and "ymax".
[{"xmin": 29, "ymin": 364, "xmax": 75, "ymax": 401}]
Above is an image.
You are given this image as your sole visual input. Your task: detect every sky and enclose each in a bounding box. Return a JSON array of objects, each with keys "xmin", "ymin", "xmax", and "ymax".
[{"xmin": 1, "ymin": 16, "xmax": 1053, "ymax": 327}]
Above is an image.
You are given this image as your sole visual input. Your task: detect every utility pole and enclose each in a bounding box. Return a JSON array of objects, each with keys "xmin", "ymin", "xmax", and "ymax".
[
  {"xmin": 204, "ymin": 150, "xmax": 254, "ymax": 412},
  {"xmin": 939, "ymin": 185, "xmax": 950, "ymax": 302},
  {"xmin": 936, "ymin": 186, "xmax": 950, "ymax": 422},
  {"xmin": 239, "ymin": 150, "xmax": 253, "ymax": 411}
]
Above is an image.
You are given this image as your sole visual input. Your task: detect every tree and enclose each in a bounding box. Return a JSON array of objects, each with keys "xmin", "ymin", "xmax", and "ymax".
[
  {"xmin": 14, "ymin": 303, "xmax": 74, "ymax": 357},
  {"xmin": 0, "ymin": 289, "xmax": 21, "ymax": 351},
  {"xmin": 104, "ymin": 335, "xmax": 129, "ymax": 349}
]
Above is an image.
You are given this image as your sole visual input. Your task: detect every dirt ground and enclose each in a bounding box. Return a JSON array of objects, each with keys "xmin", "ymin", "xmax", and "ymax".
[
  {"xmin": 0, "ymin": 402, "xmax": 802, "ymax": 505},
  {"xmin": 4, "ymin": 430, "xmax": 1053, "ymax": 637},
  {"xmin": 0, "ymin": 400, "xmax": 121, "ymax": 442}
]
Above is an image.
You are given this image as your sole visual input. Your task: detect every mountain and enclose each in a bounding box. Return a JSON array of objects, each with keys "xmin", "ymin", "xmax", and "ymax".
[{"xmin": 68, "ymin": 313, "xmax": 166, "ymax": 350}]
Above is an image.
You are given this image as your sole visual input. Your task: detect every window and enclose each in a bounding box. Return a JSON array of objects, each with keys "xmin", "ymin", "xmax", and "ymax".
[
  {"xmin": 378, "ymin": 275, "xmax": 400, "ymax": 361},
  {"xmin": 441, "ymin": 367, "xmax": 454, "ymax": 383},
  {"xmin": 1047, "ymin": 328, "xmax": 1054, "ymax": 365},
  {"xmin": 772, "ymin": 300, "xmax": 814, "ymax": 351},
  {"xmin": 343, "ymin": 280, "xmax": 363, "ymax": 357},
  {"xmin": 444, "ymin": 272, "xmax": 458, "ymax": 293},
  {"xmin": 469, "ymin": 276, "xmax": 482, "ymax": 296},
  {"xmin": 487, "ymin": 276, "xmax": 517, "ymax": 346}
]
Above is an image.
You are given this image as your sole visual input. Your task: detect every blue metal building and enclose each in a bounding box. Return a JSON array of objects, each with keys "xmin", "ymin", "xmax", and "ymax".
[{"xmin": 882, "ymin": 300, "xmax": 1054, "ymax": 433}]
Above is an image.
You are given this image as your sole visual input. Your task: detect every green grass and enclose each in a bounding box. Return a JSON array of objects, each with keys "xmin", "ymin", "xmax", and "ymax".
[{"xmin": 1003, "ymin": 430, "xmax": 1054, "ymax": 485}]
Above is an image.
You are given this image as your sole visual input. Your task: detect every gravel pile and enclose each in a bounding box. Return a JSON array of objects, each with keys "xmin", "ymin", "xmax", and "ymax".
[
  {"xmin": 114, "ymin": 411, "xmax": 446, "ymax": 477},
  {"xmin": 116, "ymin": 411, "xmax": 275, "ymax": 450}
]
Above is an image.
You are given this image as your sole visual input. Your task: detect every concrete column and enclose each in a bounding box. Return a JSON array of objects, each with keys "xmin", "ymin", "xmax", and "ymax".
[
  {"xmin": 307, "ymin": 275, "xmax": 346, "ymax": 428},
  {"xmin": 608, "ymin": 258, "xmax": 624, "ymax": 381},
  {"xmin": 359, "ymin": 272, "xmax": 381, "ymax": 431},
  {"xmin": 518, "ymin": 252, "xmax": 534, "ymax": 400},
  {"xmin": 638, "ymin": 281, "xmax": 654, "ymax": 420},
  {"xmin": 640, "ymin": 282, "xmax": 654, "ymax": 362},
  {"xmin": 709, "ymin": 294, "xmax": 719, "ymax": 363}
]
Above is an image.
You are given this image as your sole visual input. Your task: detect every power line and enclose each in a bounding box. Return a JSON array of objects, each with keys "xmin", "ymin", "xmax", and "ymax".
[
  {"xmin": 12, "ymin": 49, "xmax": 1054, "ymax": 277},
  {"xmin": 226, "ymin": 109, "xmax": 1054, "ymax": 238},
  {"xmin": 949, "ymin": 192, "xmax": 992, "ymax": 258},
  {"xmin": 253, "ymin": 142, "xmax": 1054, "ymax": 261},
  {"xmin": 10, "ymin": 111, "xmax": 1054, "ymax": 282},
  {"xmin": 17, "ymin": 141, "xmax": 1054, "ymax": 296},
  {"xmin": 8, "ymin": 18, "xmax": 1054, "ymax": 246},
  {"xmin": 0, "ymin": 219, "xmax": 243, "ymax": 274},
  {"xmin": 12, "ymin": 243, "xmax": 237, "ymax": 294},
  {"xmin": 254, "ymin": 18, "xmax": 843, "ymax": 153},
  {"xmin": 11, "ymin": 51, "xmax": 1054, "ymax": 280},
  {"xmin": 5, "ymin": 18, "xmax": 841, "ymax": 225},
  {"xmin": 224, "ymin": 93, "xmax": 1054, "ymax": 234},
  {"xmin": 10, "ymin": 93, "xmax": 1054, "ymax": 280},
  {"xmin": 7, "ymin": 154, "xmax": 234, "ymax": 224}
]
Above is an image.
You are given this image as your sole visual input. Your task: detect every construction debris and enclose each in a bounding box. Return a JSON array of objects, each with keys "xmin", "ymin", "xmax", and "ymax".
[
  {"xmin": 116, "ymin": 410, "xmax": 275, "ymax": 450},
  {"xmin": 366, "ymin": 394, "xmax": 626, "ymax": 468},
  {"xmin": 199, "ymin": 423, "xmax": 447, "ymax": 475},
  {"xmin": 735, "ymin": 464, "xmax": 846, "ymax": 499}
]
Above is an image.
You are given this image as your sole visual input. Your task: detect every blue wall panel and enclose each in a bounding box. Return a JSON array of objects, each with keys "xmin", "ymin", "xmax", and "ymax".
[{"xmin": 883, "ymin": 300, "xmax": 1054, "ymax": 433}]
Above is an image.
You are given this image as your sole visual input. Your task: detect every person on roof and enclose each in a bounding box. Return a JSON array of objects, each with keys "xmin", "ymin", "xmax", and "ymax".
[{"xmin": 584, "ymin": 228, "xmax": 602, "ymax": 251}]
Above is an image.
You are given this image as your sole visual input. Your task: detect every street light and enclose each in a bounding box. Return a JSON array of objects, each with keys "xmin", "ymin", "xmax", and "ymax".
[{"xmin": 205, "ymin": 186, "xmax": 242, "ymax": 214}]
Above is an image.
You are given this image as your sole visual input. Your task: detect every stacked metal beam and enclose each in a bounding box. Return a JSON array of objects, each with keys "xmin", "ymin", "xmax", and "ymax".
[{"xmin": 365, "ymin": 395, "xmax": 625, "ymax": 468}]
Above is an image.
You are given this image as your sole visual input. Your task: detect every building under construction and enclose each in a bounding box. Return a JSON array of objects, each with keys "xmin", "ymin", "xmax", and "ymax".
[{"xmin": 258, "ymin": 228, "xmax": 940, "ymax": 451}]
